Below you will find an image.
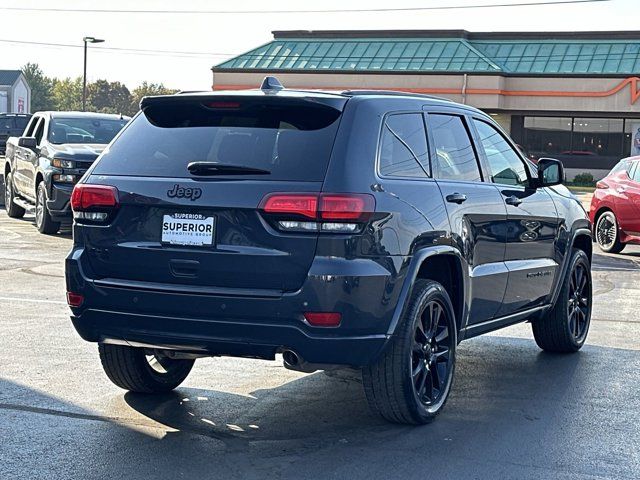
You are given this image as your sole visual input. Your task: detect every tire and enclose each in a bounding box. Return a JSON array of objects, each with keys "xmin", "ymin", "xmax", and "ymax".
[
  {"xmin": 362, "ymin": 279, "xmax": 457, "ymax": 425},
  {"xmin": 595, "ymin": 210, "xmax": 625, "ymax": 254},
  {"xmin": 532, "ymin": 249, "xmax": 592, "ymax": 353},
  {"xmin": 35, "ymin": 181, "xmax": 60, "ymax": 234},
  {"xmin": 98, "ymin": 344, "xmax": 195, "ymax": 393},
  {"xmin": 4, "ymin": 171, "xmax": 25, "ymax": 218}
]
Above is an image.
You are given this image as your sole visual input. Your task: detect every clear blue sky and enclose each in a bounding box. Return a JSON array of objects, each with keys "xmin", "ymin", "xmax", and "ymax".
[{"xmin": 0, "ymin": 0, "xmax": 635, "ymax": 91}]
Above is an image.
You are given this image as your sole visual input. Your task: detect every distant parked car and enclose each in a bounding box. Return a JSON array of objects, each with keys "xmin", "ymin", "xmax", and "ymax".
[
  {"xmin": 590, "ymin": 156, "xmax": 640, "ymax": 253},
  {"xmin": 3, "ymin": 111, "xmax": 129, "ymax": 234},
  {"xmin": 0, "ymin": 113, "xmax": 32, "ymax": 155}
]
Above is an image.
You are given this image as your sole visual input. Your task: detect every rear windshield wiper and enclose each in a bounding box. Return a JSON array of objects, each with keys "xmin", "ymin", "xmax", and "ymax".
[{"xmin": 187, "ymin": 162, "xmax": 271, "ymax": 176}]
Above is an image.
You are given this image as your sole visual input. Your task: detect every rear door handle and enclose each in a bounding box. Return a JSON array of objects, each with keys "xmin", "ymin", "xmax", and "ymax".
[
  {"xmin": 505, "ymin": 195, "xmax": 523, "ymax": 207},
  {"xmin": 445, "ymin": 193, "xmax": 467, "ymax": 204},
  {"xmin": 616, "ymin": 186, "xmax": 626, "ymax": 193}
]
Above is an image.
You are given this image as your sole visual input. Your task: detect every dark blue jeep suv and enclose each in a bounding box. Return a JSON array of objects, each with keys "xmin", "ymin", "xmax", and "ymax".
[{"xmin": 66, "ymin": 78, "xmax": 593, "ymax": 424}]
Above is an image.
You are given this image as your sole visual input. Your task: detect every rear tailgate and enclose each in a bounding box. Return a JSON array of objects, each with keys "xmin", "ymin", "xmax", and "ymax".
[
  {"xmin": 79, "ymin": 176, "xmax": 322, "ymax": 291},
  {"xmin": 78, "ymin": 93, "xmax": 346, "ymax": 293}
]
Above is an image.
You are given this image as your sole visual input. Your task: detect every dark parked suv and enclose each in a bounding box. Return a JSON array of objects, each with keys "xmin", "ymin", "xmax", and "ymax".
[{"xmin": 66, "ymin": 79, "xmax": 593, "ymax": 424}]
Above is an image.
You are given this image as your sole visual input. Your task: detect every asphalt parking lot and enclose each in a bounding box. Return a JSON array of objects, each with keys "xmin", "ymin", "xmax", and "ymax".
[{"xmin": 1, "ymin": 196, "xmax": 639, "ymax": 479}]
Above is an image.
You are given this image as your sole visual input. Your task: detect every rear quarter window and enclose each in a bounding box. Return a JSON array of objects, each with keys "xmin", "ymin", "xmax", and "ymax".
[{"xmin": 92, "ymin": 99, "xmax": 342, "ymax": 181}]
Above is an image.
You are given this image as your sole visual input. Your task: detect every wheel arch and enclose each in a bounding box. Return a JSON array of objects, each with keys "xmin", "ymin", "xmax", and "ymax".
[
  {"xmin": 550, "ymin": 227, "xmax": 593, "ymax": 306},
  {"xmin": 387, "ymin": 246, "xmax": 468, "ymax": 338},
  {"xmin": 593, "ymin": 205, "xmax": 613, "ymax": 230},
  {"xmin": 572, "ymin": 231, "xmax": 593, "ymax": 263}
]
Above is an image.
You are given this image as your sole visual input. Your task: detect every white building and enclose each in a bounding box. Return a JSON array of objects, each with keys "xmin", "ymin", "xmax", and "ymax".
[{"xmin": 0, "ymin": 70, "xmax": 31, "ymax": 114}]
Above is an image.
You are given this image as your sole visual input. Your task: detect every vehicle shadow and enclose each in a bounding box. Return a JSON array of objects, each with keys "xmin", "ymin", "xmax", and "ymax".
[
  {"xmin": 2, "ymin": 336, "xmax": 639, "ymax": 479},
  {"xmin": 116, "ymin": 335, "xmax": 638, "ymax": 478}
]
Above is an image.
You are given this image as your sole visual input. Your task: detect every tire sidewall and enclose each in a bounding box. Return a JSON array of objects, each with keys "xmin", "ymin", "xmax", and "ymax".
[
  {"xmin": 36, "ymin": 182, "xmax": 46, "ymax": 231},
  {"xmin": 5, "ymin": 171, "xmax": 14, "ymax": 210},
  {"xmin": 402, "ymin": 281, "xmax": 457, "ymax": 421},
  {"xmin": 596, "ymin": 211, "xmax": 619, "ymax": 253},
  {"xmin": 561, "ymin": 250, "xmax": 592, "ymax": 349}
]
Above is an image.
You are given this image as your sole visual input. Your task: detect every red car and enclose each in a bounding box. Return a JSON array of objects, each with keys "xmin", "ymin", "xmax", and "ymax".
[{"xmin": 590, "ymin": 156, "xmax": 640, "ymax": 253}]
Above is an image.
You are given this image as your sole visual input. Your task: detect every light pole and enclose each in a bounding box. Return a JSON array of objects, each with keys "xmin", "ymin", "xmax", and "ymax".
[{"xmin": 82, "ymin": 36, "xmax": 104, "ymax": 111}]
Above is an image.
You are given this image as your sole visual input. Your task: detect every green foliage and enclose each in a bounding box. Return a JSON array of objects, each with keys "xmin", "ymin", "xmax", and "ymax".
[
  {"xmin": 87, "ymin": 80, "xmax": 132, "ymax": 115},
  {"xmin": 20, "ymin": 63, "xmax": 177, "ymax": 115},
  {"xmin": 571, "ymin": 172, "xmax": 596, "ymax": 187},
  {"xmin": 51, "ymin": 77, "xmax": 83, "ymax": 111},
  {"xmin": 21, "ymin": 63, "xmax": 56, "ymax": 111},
  {"xmin": 130, "ymin": 82, "xmax": 178, "ymax": 114}
]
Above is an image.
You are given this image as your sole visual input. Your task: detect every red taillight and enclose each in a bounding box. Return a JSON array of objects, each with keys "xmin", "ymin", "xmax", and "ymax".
[
  {"xmin": 66, "ymin": 292, "xmax": 84, "ymax": 308},
  {"xmin": 260, "ymin": 193, "xmax": 374, "ymax": 222},
  {"xmin": 304, "ymin": 312, "xmax": 342, "ymax": 327},
  {"xmin": 596, "ymin": 181, "xmax": 609, "ymax": 189},
  {"xmin": 262, "ymin": 194, "xmax": 318, "ymax": 219},
  {"xmin": 319, "ymin": 194, "xmax": 373, "ymax": 221},
  {"xmin": 71, "ymin": 184, "xmax": 119, "ymax": 211}
]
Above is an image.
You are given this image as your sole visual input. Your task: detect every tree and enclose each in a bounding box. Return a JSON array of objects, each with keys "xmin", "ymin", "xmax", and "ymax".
[
  {"xmin": 130, "ymin": 82, "xmax": 178, "ymax": 114},
  {"xmin": 87, "ymin": 80, "xmax": 132, "ymax": 115},
  {"xmin": 21, "ymin": 63, "xmax": 55, "ymax": 111},
  {"xmin": 51, "ymin": 77, "xmax": 83, "ymax": 111}
]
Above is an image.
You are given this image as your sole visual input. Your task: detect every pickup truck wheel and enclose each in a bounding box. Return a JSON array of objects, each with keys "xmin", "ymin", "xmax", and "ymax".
[
  {"xmin": 532, "ymin": 249, "xmax": 592, "ymax": 353},
  {"xmin": 98, "ymin": 344, "xmax": 195, "ymax": 393},
  {"xmin": 35, "ymin": 182, "xmax": 60, "ymax": 234},
  {"xmin": 362, "ymin": 279, "xmax": 457, "ymax": 424},
  {"xmin": 4, "ymin": 171, "xmax": 25, "ymax": 218}
]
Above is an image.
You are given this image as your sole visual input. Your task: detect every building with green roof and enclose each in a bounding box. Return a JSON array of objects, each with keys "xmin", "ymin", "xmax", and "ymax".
[{"xmin": 212, "ymin": 30, "xmax": 640, "ymax": 179}]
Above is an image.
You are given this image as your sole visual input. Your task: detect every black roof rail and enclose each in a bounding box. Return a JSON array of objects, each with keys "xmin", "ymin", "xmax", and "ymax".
[{"xmin": 341, "ymin": 90, "xmax": 453, "ymax": 102}]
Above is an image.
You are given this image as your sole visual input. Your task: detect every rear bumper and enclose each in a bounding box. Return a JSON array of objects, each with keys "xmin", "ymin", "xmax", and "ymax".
[
  {"xmin": 66, "ymin": 248, "xmax": 408, "ymax": 367},
  {"xmin": 71, "ymin": 309, "xmax": 388, "ymax": 366}
]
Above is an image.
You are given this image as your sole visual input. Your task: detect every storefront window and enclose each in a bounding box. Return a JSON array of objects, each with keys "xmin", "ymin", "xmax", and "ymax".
[
  {"xmin": 624, "ymin": 120, "xmax": 640, "ymax": 157},
  {"xmin": 519, "ymin": 116, "xmax": 627, "ymax": 169},
  {"xmin": 571, "ymin": 118, "xmax": 623, "ymax": 167},
  {"xmin": 522, "ymin": 117, "xmax": 572, "ymax": 161}
]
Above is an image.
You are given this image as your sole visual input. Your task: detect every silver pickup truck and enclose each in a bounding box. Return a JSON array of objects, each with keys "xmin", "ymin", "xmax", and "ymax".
[{"xmin": 3, "ymin": 111, "xmax": 128, "ymax": 233}]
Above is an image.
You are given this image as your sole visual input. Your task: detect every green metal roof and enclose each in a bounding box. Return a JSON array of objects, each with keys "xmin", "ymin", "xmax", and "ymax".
[
  {"xmin": 215, "ymin": 34, "xmax": 640, "ymax": 75},
  {"xmin": 217, "ymin": 39, "xmax": 502, "ymax": 73},
  {"xmin": 473, "ymin": 41, "xmax": 640, "ymax": 74}
]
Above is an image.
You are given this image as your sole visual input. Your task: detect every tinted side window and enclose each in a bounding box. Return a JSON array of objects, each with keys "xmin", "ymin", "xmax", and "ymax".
[
  {"xmin": 379, "ymin": 113, "xmax": 429, "ymax": 178},
  {"xmin": 24, "ymin": 116, "xmax": 39, "ymax": 137},
  {"xmin": 34, "ymin": 120, "xmax": 45, "ymax": 145},
  {"xmin": 430, "ymin": 114, "xmax": 481, "ymax": 182},
  {"xmin": 474, "ymin": 119, "xmax": 528, "ymax": 187},
  {"xmin": 627, "ymin": 161, "xmax": 637, "ymax": 179}
]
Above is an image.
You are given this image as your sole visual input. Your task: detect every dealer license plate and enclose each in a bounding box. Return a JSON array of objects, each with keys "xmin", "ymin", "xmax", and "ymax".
[{"xmin": 161, "ymin": 213, "xmax": 215, "ymax": 246}]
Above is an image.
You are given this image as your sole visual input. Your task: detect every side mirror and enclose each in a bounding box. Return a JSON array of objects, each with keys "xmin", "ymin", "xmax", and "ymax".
[
  {"xmin": 18, "ymin": 136, "xmax": 37, "ymax": 149},
  {"xmin": 537, "ymin": 158, "xmax": 564, "ymax": 187}
]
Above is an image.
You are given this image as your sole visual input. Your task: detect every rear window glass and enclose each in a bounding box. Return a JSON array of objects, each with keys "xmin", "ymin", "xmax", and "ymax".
[
  {"xmin": 92, "ymin": 100, "xmax": 342, "ymax": 181},
  {"xmin": 49, "ymin": 117, "xmax": 129, "ymax": 145},
  {"xmin": 15, "ymin": 116, "xmax": 30, "ymax": 130},
  {"xmin": 0, "ymin": 116, "xmax": 30, "ymax": 130}
]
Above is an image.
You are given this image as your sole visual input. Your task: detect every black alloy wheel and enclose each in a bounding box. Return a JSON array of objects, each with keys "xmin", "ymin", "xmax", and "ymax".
[
  {"xmin": 362, "ymin": 279, "xmax": 457, "ymax": 424},
  {"xmin": 411, "ymin": 300, "xmax": 454, "ymax": 409},
  {"xmin": 567, "ymin": 260, "xmax": 591, "ymax": 343},
  {"xmin": 532, "ymin": 248, "xmax": 592, "ymax": 353}
]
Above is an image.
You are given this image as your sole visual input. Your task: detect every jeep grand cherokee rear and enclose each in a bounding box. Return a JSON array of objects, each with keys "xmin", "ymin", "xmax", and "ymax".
[
  {"xmin": 66, "ymin": 88, "xmax": 407, "ymax": 392},
  {"xmin": 67, "ymin": 81, "xmax": 593, "ymax": 425}
]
